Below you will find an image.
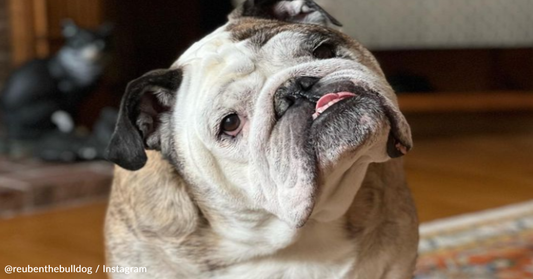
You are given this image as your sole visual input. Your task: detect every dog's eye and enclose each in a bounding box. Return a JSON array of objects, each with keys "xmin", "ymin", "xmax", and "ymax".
[
  {"xmin": 313, "ymin": 44, "xmax": 335, "ymax": 59},
  {"xmin": 221, "ymin": 114, "xmax": 241, "ymax": 135}
]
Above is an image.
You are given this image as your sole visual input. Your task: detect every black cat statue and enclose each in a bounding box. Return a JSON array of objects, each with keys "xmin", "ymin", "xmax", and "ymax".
[{"xmin": 0, "ymin": 20, "xmax": 113, "ymax": 160}]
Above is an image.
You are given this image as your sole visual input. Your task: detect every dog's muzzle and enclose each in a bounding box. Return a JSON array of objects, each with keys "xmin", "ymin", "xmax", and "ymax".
[{"xmin": 273, "ymin": 76, "xmax": 410, "ymax": 158}]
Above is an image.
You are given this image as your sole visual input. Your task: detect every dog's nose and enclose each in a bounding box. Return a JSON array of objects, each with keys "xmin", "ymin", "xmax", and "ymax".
[
  {"xmin": 296, "ymin": 76, "xmax": 320, "ymax": 91},
  {"xmin": 274, "ymin": 77, "xmax": 320, "ymax": 119}
]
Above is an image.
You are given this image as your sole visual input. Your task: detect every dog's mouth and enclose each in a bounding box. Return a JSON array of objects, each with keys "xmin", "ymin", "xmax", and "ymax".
[
  {"xmin": 273, "ymin": 77, "xmax": 410, "ymax": 159},
  {"xmin": 312, "ymin": 92, "xmax": 356, "ymax": 120},
  {"xmin": 274, "ymin": 77, "xmax": 360, "ymax": 120}
]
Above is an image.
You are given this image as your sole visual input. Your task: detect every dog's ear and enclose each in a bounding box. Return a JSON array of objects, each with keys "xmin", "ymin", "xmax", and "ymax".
[
  {"xmin": 105, "ymin": 69, "xmax": 182, "ymax": 171},
  {"xmin": 232, "ymin": 0, "xmax": 342, "ymax": 27}
]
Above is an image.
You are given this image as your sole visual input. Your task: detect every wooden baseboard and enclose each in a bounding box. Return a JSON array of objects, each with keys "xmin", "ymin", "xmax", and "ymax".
[{"xmin": 398, "ymin": 91, "xmax": 533, "ymax": 113}]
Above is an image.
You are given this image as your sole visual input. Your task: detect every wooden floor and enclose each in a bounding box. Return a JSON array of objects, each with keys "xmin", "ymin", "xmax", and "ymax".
[
  {"xmin": 1, "ymin": 129, "xmax": 532, "ymax": 278},
  {"xmin": 406, "ymin": 132, "xmax": 533, "ymax": 222},
  {"xmin": 0, "ymin": 202, "xmax": 107, "ymax": 279}
]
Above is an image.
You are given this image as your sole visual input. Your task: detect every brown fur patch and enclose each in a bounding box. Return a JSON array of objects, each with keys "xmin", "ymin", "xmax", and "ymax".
[{"xmin": 227, "ymin": 18, "xmax": 349, "ymax": 47}]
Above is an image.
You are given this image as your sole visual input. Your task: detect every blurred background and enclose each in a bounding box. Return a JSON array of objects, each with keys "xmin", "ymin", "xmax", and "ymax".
[{"xmin": 0, "ymin": 0, "xmax": 531, "ymax": 278}]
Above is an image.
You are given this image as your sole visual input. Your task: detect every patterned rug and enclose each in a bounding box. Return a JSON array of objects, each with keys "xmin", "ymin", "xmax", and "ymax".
[{"xmin": 415, "ymin": 201, "xmax": 533, "ymax": 279}]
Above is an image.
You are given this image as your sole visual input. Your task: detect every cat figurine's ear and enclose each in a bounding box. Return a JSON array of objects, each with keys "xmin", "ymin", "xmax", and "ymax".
[{"xmin": 62, "ymin": 19, "xmax": 79, "ymax": 38}]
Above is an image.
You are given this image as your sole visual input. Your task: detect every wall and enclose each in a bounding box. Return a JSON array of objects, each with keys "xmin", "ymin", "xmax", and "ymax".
[
  {"xmin": 320, "ymin": 0, "xmax": 533, "ymax": 50},
  {"xmin": 0, "ymin": 0, "xmax": 10, "ymax": 88}
]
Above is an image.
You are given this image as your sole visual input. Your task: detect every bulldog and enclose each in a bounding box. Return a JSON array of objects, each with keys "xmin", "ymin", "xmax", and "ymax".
[{"xmin": 104, "ymin": 1, "xmax": 419, "ymax": 278}]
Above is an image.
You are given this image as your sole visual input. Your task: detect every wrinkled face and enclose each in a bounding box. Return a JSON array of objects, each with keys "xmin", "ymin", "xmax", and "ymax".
[{"xmin": 106, "ymin": 0, "xmax": 412, "ymax": 228}]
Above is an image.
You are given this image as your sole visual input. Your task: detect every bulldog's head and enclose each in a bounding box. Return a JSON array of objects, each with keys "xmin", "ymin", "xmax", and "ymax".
[{"xmin": 106, "ymin": 0, "xmax": 412, "ymax": 229}]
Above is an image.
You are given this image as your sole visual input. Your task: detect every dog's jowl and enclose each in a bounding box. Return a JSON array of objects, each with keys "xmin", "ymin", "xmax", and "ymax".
[{"xmin": 105, "ymin": 1, "xmax": 418, "ymax": 278}]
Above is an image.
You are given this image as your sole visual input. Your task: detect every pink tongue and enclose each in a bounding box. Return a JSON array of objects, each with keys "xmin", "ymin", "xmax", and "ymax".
[{"xmin": 315, "ymin": 92, "xmax": 357, "ymax": 111}]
